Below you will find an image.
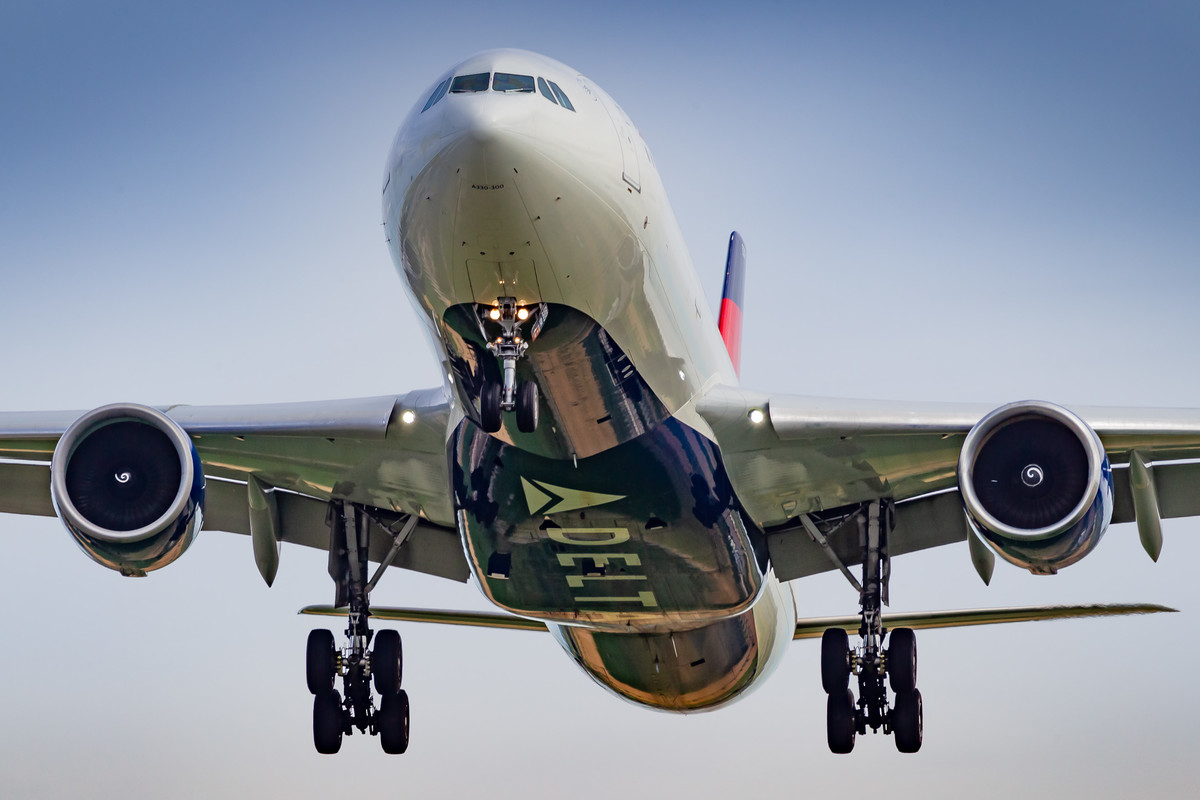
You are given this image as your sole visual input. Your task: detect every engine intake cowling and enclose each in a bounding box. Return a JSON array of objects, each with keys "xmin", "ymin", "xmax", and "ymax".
[
  {"xmin": 958, "ymin": 401, "xmax": 1112, "ymax": 574},
  {"xmin": 50, "ymin": 404, "xmax": 205, "ymax": 576}
]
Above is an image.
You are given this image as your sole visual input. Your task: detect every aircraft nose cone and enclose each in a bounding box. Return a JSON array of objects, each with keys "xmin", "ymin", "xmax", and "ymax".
[{"xmin": 443, "ymin": 93, "xmax": 533, "ymax": 147}]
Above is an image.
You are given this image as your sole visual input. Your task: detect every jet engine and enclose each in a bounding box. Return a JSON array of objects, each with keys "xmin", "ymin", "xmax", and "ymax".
[
  {"xmin": 50, "ymin": 404, "xmax": 205, "ymax": 576},
  {"xmin": 957, "ymin": 401, "xmax": 1112, "ymax": 574}
]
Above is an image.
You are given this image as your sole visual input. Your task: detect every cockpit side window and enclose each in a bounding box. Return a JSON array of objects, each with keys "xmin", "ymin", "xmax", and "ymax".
[
  {"xmin": 493, "ymin": 73, "xmax": 535, "ymax": 93},
  {"xmin": 421, "ymin": 77, "xmax": 452, "ymax": 112},
  {"xmin": 547, "ymin": 81, "xmax": 575, "ymax": 112},
  {"xmin": 450, "ymin": 73, "xmax": 490, "ymax": 93},
  {"xmin": 537, "ymin": 77, "xmax": 558, "ymax": 105}
]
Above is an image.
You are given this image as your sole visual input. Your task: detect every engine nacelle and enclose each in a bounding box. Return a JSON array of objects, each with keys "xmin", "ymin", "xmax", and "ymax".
[
  {"xmin": 958, "ymin": 400, "xmax": 1112, "ymax": 574},
  {"xmin": 50, "ymin": 404, "xmax": 205, "ymax": 576}
]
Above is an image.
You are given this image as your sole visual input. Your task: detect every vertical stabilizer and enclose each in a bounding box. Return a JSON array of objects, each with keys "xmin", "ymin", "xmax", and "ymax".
[{"xmin": 717, "ymin": 232, "xmax": 746, "ymax": 376}]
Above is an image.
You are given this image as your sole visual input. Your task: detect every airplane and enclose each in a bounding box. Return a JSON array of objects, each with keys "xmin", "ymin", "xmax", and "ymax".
[{"xmin": 0, "ymin": 48, "xmax": 1192, "ymax": 756}]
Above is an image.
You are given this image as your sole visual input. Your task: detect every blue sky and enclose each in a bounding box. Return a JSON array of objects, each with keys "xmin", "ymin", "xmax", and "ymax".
[{"xmin": 1, "ymin": 2, "xmax": 1199, "ymax": 797}]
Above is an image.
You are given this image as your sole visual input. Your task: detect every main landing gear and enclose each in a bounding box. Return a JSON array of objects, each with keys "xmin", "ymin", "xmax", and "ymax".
[
  {"xmin": 306, "ymin": 501, "xmax": 414, "ymax": 754},
  {"xmin": 820, "ymin": 500, "xmax": 923, "ymax": 754},
  {"xmin": 478, "ymin": 297, "xmax": 540, "ymax": 434}
]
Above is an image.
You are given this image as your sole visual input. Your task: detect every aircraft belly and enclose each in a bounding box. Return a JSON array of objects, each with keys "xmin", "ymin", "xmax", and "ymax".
[
  {"xmin": 451, "ymin": 410, "xmax": 769, "ymax": 631},
  {"xmin": 549, "ymin": 573, "xmax": 795, "ymax": 711}
]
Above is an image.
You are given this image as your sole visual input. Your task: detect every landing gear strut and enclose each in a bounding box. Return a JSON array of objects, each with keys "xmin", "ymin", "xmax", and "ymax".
[
  {"xmin": 478, "ymin": 297, "xmax": 540, "ymax": 434},
  {"xmin": 306, "ymin": 501, "xmax": 412, "ymax": 754},
  {"xmin": 821, "ymin": 499, "xmax": 923, "ymax": 754}
]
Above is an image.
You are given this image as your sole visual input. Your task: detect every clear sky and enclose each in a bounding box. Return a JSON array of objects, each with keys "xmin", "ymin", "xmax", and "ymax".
[{"xmin": 1, "ymin": 1, "xmax": 1198, "ymax": 797}]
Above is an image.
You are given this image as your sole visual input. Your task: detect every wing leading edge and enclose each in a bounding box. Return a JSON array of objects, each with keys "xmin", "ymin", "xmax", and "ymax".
[
  {"xmin": 0, "ymin": 390, "xmax": 469, "ymax": 583},
  {"xmin": 696, "ymin": 385, "xmax": 1200, "ymax": 580}
]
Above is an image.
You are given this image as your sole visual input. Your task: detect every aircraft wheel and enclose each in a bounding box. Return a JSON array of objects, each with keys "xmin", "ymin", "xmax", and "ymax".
[
  {"xmin": 888, "ymin": 628, "xmax": 917, "ymax": 694},
  {"xmin": 827, "ymin": 688, "xmax": 856, "ymax": 754},
  {"xmin": 378, "ymin": 690, "xmax": 411, "ymax": 755},
  {"xmin": 306, "ymin": 629, "xmax": 336, "ymax": 695},
  {"xmin": 893, "ymin": 688, "xmax": 923, "ymax": 753},
  {"xmin": 480, "ymin": 383, "xmax": 502, "ymax": 433},
  {"xmin": 821, "ymin": 628, "xmax": 851, "ymax": 694},
  {"xmin": 372, "ymin": 630, "xmax": 403, "ymax": 696},
  {"xmin": 516, "ymin": 381, "xmax": 539, "ymax": 433},
  {"xmin": 313, "ymin": 690, "xmax": 344, "ymax": 754}
]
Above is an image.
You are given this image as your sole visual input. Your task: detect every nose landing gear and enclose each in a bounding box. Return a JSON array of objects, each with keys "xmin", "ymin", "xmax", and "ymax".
[
  {"xmin": 819, "ymin": 500, "xmax": 923, "ymax": 754},
  {"xmin": 306, "ymin": 502, "xmax": 416, "ymax": 754},
  {"xmin": 478, "ymin": 297, "xmax": 541, "ymax": 434}
]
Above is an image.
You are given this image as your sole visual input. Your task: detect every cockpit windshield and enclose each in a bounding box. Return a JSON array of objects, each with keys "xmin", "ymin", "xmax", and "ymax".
[
  {"xmin": 450, "ymin": 73, "xmax": 490, "ymax": 93},
  {"xmin": 421, "ymin": 70, "xmax": 576, "ymax": 113},
  {"xmin": 547, "ymin": 81, "xmax": 575, "ymax": 112},
  {"xmin": 421, "ymin": 77, "xmax": 452, "ymax": 112},
  {"xmin": 493, "ymin": 73, "xmax": 534, "ymax": 93}
]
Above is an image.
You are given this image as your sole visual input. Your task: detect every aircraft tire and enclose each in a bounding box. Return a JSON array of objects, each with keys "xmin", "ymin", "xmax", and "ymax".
[
  {"xmin": 888, "ymin": 628, "xmax": 917, "ymax": 694},
  {"xmin": 306, "ymin": 629, "xmax": 336, "ymax": 695},
  {"xmin": 378, "ymin": 690, "xmax": 411, "ymax": 755},
  {"xmin": 313, "ymin": 690, "xmax": 344, "ymax": 754},
  {"xmin": 516, "ymin": 381, "xmax": 539, "ymax": 433},
  {"xmin": 821, "ymin": 628, "xmax": 851, "ymax": 694},
  {"xmin": 372, "ymin": 630, "xmax": 403, "ymax": 696},
  {"xmin": 827, "ymin": 688, "xmax": 856, "ymax": 754},
  {"xmin": 480, "ymin": 384, "xmax": 502, "ymax": 433},
  {"xmin": 893, "ymin": 688, "xmax": 923, "ymax": 753}
]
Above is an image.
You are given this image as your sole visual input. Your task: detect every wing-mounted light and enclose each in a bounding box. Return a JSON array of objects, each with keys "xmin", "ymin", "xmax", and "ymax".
[
  {"xmin": 957, "ymin": 401, "xmax": 1113, "ymax": 575},
  {"xmin": 50, "ymin": 404, "xmax": 205, "ymax": 576}
]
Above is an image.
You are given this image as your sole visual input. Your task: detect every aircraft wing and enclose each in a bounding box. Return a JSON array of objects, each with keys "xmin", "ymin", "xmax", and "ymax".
[
  {"xmin": 0, "ymin": 389, "xmax": 469, "ymax": 583},
  {"xmin": 696, "ymin": 385, "xmax": 1200, "ymax": 580}
]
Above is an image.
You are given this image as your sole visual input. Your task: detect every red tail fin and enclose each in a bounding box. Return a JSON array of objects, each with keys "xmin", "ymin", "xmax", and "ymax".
[{"xmin": 717, "ymin": 232, "xmax": 746, "ymax": 376}]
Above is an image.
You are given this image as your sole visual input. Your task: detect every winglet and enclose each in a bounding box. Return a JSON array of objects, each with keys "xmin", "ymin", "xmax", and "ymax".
[{"xmin": 717, "ymin": 231, "xmax": 746, "ymax": 376}]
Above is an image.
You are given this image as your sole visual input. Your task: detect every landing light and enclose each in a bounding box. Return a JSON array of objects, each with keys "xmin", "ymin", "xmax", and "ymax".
[
  {"xmin": 748, "ymin": 408, "xmax": 765, "ymax": 424},
  {"xmin": 517, "ymin": 307, "xmax": 530, "ymax": 321},
  {"xmin": 489, "ymin": 308, "xmax": 501, "ymax": 321},
  {"xmin": 401, "ymin": 410, "xmax": 416, "ymax": 425}
]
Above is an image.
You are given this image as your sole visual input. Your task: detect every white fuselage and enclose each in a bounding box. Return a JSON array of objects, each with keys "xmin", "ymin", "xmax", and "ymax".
[
  {"xmin": 382, "ymin": 49, "xmax": 794, "ymax": 712},
  {"xmin": 383, "ymin": 50, "xmax": 735, "ymax": 425}
]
